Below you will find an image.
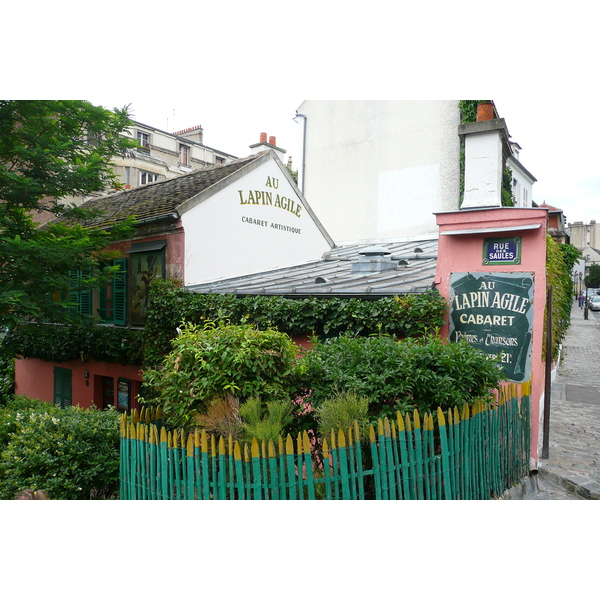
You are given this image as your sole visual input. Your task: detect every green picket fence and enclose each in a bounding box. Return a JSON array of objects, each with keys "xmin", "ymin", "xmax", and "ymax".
[{"xmin": 120, "ymin": 383, "xmax": 531, "ymax": 500}]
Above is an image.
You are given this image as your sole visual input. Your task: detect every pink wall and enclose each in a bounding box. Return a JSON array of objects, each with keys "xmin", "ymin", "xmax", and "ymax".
[
  {"xmin": 435, "ymin": 207, "xmax": 548, "ymax": 467},
  {"xmin": 15, "ymin": 357, "xmax": 142, "ymax": 410}
]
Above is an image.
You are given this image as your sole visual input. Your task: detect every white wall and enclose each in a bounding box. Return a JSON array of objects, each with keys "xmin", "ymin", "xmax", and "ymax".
[
  {"xmin": 298, "ymin": 100, "xmax": 461, "ymax": 242},
  {"xmin": 462, "ymin": 129, "xmax": 503, "ymax": 208},
  {"xmin": 181, "ymin": 156, "xmax": 333, "ymax": 285},
  {"xmin": 507, "ymin": 158, "xmax": 535, "ymax": 208}
]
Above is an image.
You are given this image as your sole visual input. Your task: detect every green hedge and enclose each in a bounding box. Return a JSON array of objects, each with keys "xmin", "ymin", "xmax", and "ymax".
[
  {"xmin": 4, "ymin": 322, "xmax": 144, "ymax": 365},
  {"xmin": 142, "ymin": 279, "xmax": 448, "ymax": 366},
  {"xmin": 0, "ymin": 396, "xmax": 120, "ymax": 499}
]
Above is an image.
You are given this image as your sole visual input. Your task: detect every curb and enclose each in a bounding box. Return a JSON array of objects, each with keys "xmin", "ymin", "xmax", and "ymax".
[
  {"xmin": 538, "ymin": 468, "xmax": 600, "ymax": 500},
  {"xmin": 498, "ymin": 474, "xmax": 540, "ymax": 500}
]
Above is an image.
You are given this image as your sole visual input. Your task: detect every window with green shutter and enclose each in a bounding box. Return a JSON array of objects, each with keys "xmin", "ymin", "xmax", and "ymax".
[
  {"xmin": 53, "ymin": 367, "xmax": 72, "ymax": 409},
  {"xmin": 68, "ymin": 259, "xmax": 127, "ymax": 325},
  {"xmin": 68, "ymin": 269, "xmax": 92, "ymax": 317}
]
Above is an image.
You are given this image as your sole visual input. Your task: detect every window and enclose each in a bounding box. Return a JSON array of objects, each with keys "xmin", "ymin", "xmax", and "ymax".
[
  {"xmin": 123, "ymin": 166, "xmax": 131, "ymax": 186},
  {"xmin": 117, "ymin": 378, "xmax": 132, "ymax": 412},
  {"xmin": 87, "ymin": 131, "xmax": 102, "ymax": 146},
  {"xmin": 139, "ymin": 171, "xmax": 159, "ymax": 185},
  {"xmin": 136, "ymin": 130, "xmax": 150, "ymax": 148},
  {"xmin": 179, "ymin": 144, "xmax": 190, "ymax": 166},
  {"xmin": 69, "ymin": 259, "xmax": 127, "ymax": 325},
  {"xmin": 54, "ymin": 367, "xmax": 72, "ymax": 409},
  {"xmin": 101, "ymin": 376, "xmax": 115, "ymax": 409},
  {"xmin": 127, "ymin": 246, "xmax": 166, "ymax": 325}
]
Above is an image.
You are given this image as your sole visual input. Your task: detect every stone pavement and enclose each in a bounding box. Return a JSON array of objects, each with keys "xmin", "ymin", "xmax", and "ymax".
[{"xmin": 512, "ymin": 299, "xmax": 600, "ymax": 500}]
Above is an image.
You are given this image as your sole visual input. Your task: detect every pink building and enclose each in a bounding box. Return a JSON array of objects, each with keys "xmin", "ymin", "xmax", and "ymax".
[{"xmin": 435, "ymin": 206, "xmax": 549, "ymax": 467}]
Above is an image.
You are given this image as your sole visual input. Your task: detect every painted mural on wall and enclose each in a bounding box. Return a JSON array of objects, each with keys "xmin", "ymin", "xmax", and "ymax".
[
  {"xmin": 130, "ymin": 250, "xmax": 165, "ymax": 325},
  {"xmin": 449, "ymin": 272, "xmax": 534, "ymax": 382}
]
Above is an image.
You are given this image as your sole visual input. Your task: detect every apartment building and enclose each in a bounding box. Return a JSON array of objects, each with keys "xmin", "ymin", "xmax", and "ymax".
[{"xmin": 112, "ymin": 121, "xmax": 237, "ymax": 193}]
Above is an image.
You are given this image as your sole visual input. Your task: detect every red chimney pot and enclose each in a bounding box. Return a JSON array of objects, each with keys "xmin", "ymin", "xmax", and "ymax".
[
  {"xmin": 476, "ymin": 101, "xmax": 494, "ymax": 122},
  {"xmin": 260, "ymin": 132, "xmax": 267, "ymax": 143},
  {"xmin": 269, "ymin": 136, "xmax": 276, "ymax": 146}
]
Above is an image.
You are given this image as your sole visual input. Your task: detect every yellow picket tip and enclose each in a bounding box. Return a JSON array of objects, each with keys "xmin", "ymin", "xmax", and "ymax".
[
  {"xmin": 437, "ymin": 407, "xmax": 446, "ymax": 427},
  {"xmin": 251, "ymin": 438, "xmax": 260, "ymax": 458},
  {"xmin": 303, "ymin": 431, "xmax": 311, "ymax": 455},
  {"xmin": 286, "ymin": 434, "xmax": 294, "ymax": 455}
]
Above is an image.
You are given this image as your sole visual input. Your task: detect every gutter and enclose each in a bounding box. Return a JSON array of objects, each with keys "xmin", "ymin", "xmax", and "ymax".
[{"xmin": 294, "ymin": 112, "xmax": 307, "ymax": 193}]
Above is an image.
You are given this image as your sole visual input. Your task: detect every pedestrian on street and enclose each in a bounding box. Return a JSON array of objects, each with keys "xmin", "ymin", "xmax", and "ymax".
[{"xmin": 579, "ymin": 293, "xmax": 585, "ymax": 308}]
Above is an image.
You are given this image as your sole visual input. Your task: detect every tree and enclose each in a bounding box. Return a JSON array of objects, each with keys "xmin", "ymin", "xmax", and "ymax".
[
  {"xmin": 0, "ymin": 100, "xmax": 137, "ymax": 328},
  {"xmin": 586, "ymin": 264, "xmax": 600, "ymax": 289}
]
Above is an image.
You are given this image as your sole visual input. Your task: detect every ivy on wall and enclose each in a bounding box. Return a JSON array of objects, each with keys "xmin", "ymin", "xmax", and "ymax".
[
  {"xmin": 4, "ymin": 279, "xmax": 448, "ymax": 368},
  {"xmin": 4, "ymin": 323, "xmax": 145, "ymax": 365},
  {"xmin": 141, "ymin": 279, "xmax": 449, "ymax": 367},
  {"xmin": 545, "ymin": 236, "xmax": 581, "ymax": 360}
]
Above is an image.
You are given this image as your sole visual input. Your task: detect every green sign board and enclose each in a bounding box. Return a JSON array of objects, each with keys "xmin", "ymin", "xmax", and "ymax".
[{"xmin": 449, "ymin": 272, "xmax": 534, "ymax": 382}]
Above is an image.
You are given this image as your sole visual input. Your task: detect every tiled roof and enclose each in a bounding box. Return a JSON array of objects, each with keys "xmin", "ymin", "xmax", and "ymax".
[
  {"xmin": 187, "ymin": 238, "xmax": 439, "ymax": 298},
  {"xmin": 539, "ymin": 202, "xmax": 563, "ymax": 213},
  {"xmin": 61, "ymin": 153, "xmax": 266, "ymax": 228}
]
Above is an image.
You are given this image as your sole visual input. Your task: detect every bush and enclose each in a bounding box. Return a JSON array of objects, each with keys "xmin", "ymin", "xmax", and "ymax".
[
  {"xmin": 141, "ymin": 279, "xmax": 448, "ymax": 366},
  {"xmin": 315, "ymin": 390, "xmax": 371, "ymax": 440},
  {"xmin": 141, "ymin": 321, "xmax": 301, "ymax": 429},
  {"xmin": 239, "ymin": 397, "xmax": 293, "ymax": 442},
  {"xmin": 298, "ymin": 334, "xmax": 503, "ymax": 422},
  {"xmin": 0, "ymin": 341, "xmax": 14, "ymax": 405},
  {"xmin": 0, "ymin": 397, "xmax": 120, "ymax": 500}
]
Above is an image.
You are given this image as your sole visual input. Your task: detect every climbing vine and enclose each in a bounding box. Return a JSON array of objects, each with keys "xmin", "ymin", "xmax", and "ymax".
[
  {"xmin": 141, "ymin": 279, "xmax": 448, "ymax": 366},
  {"xmin": 545, "ymin": 236, "xmax": 580, "ymax": 360}
]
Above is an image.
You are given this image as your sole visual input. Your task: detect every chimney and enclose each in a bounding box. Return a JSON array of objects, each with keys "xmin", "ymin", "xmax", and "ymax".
[
  {"xmin": 351, "ymin": 246, "xmax": 396, "ymax": 273},
  {"xmin": 476, "ymin": 101, "xmax": 495, "ymax": 122},
  {"xmin": 249, "ymin": 132, "xmax": 287, "ymax": 162},
  {"xmin": 458, "ymin": 113, "xmax": 512, "ymax": 210},
  {"xmin": 173, "ymin": 124, "xmax": 204, "ymax": 144}
]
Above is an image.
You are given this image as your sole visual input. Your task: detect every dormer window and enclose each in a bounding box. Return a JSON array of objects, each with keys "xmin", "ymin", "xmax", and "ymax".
[
  {"xmin": 179, "ymin": 144, "xmax": 190, "ymax": 166},
  {"xmin": 136, "ymin": 130, "xmax": 150, "ymax": 149}
]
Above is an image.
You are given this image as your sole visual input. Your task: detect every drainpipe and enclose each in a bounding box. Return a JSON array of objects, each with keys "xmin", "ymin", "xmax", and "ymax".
[
  {"xmin": 294, "ymin": 112, "xmax": 307, "ymax": 194},
  {"xmin": 541, "ymin": 284, "xmax": 553, "ymax": 460}
]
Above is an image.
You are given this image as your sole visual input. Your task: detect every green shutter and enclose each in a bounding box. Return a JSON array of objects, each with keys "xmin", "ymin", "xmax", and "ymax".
[
  {"xmin": 113, "ymin": 258, "xmax": 127, "ymax": 326},
  {"xmin": 53, "ymin": 367, "xmax": 72, "ymax": 409},
  {"xmin": 68, "ymin": 270, "xmax": 80, "ymax": 317},
  {"xmin": 68, "ymin": 270, "xmax": 92, "ymax": 316}
]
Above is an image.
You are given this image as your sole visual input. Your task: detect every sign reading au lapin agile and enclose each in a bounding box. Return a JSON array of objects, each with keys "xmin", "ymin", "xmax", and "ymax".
[{"xmin": 449, "ymin": 272, "xmax": 534, "ymax": 382}]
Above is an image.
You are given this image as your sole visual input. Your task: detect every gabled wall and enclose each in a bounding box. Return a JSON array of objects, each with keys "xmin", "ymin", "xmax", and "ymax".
[{"xmin": 180, "ymin": 153, "xmax": 333, "ymax": 285}]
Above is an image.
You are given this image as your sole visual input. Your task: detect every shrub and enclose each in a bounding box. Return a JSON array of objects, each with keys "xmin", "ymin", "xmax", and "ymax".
[
  {"xmin": 141, "ymin": 321, "xmax": 301, "ymax": 428},
  {"xmin": 298, "ymin": 334, "xmax": 503, "ymax": 421},
  {"xmin": 0, "ymin": 341, "xmax": 14, "ymax": 405},
  {"xmin": 0, "ymin": 398, "xmax": 120, "ymax": 500},
  {"xmin": 315, "ymin": 390, "xmax": 371, "ymax": 440},
  {"xmin": 194, "ymin": 395, "xmax": 244, "ymax": 440},
  {"xmin": 239, "ymin": 397, "xmax": 293, "ymax": 442}
]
